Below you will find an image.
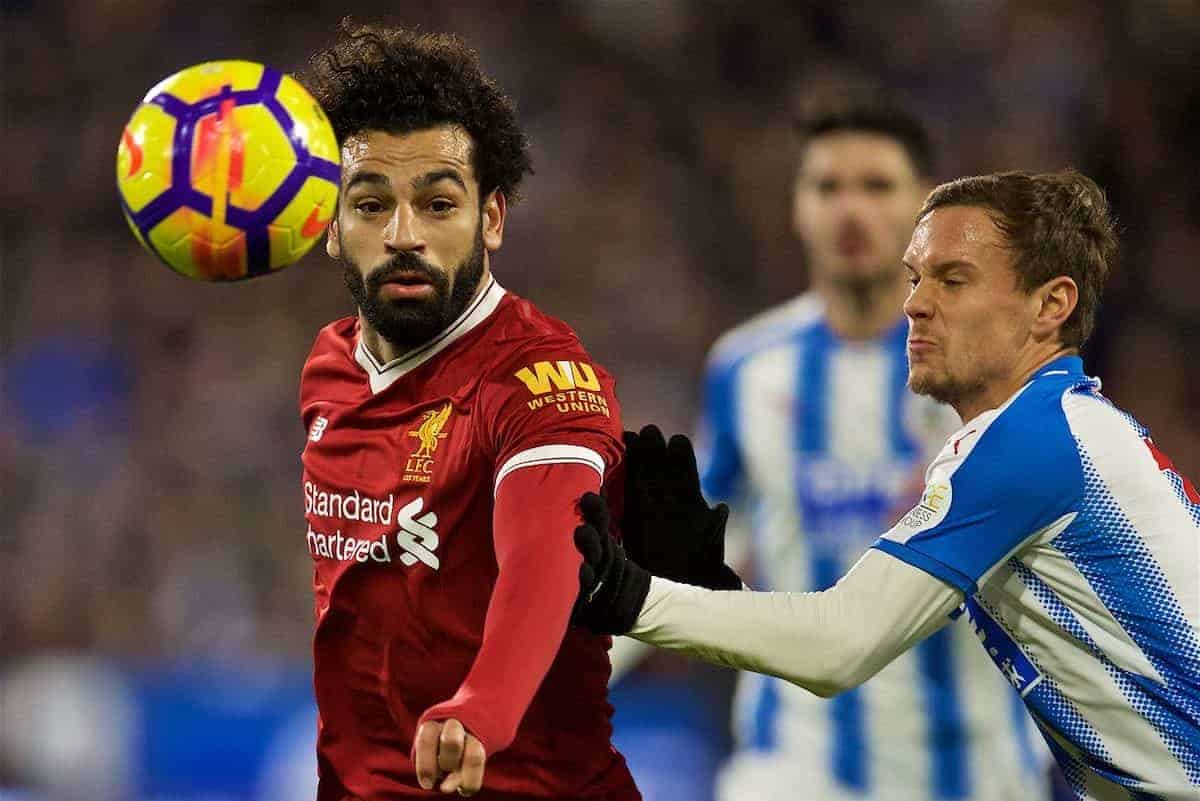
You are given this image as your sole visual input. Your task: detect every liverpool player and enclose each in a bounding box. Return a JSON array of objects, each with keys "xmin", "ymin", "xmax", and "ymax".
[{"xmin": 300, "ymin": 23, "xmax": 638, "ymax": 800}]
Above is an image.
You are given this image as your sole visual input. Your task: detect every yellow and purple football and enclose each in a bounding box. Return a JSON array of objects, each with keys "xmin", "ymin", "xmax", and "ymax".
[{"xmin": 117, "ymin": 60, "xmax": 340, "ymax": 281}]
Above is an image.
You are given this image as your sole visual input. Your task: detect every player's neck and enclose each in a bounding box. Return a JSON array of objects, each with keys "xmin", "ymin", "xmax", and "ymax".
[
  {"xmin": 821, "ymin": 272, "xmax": 909, "ymax": 341},
  {"xmin": 360, "ymin": 323, "xmax": 408, "ymax": 366},
  {"xmin": 953, "ymin": 343, "xmax": 1079, "ymax": 423},
  {"xmin": 359, "ymin": 272, "xmax": 493, "ymax": 366}
]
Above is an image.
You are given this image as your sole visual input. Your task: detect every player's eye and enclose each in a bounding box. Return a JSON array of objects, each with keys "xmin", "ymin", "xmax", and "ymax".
[
  {"xmin": 815, "ymin": 179, "xmax": 839, "ymax": 196},
  {"xmin": 428, "ymin": 199, "xmax": 456, "ymax": 214},
  {"xmin": 354, "ymin": 199, "xmax": 385, "ymax": 215},
  {"xmin": 864, "ymin": 177, "xmax": 895, "ymax": 193}
]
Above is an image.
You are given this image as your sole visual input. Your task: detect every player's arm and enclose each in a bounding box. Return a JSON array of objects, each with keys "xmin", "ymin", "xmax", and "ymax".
[
  {"xmin": 415, "ymin": 343, "xmax": 624, "ymax": 794},
  {"xmin": 416, "ymin": 459, "xmax": 603, "ymax": 793},
  {"xmin": 635, "ymin": 550, "xmax": 959, "ymax": 696},
  {"xmin": 574, "ymin": 490, "xmax": 960, "ymax": 696},
  {"xmin": 575, "ymin": 418, "xmax": 1078, "ymax": 697}
]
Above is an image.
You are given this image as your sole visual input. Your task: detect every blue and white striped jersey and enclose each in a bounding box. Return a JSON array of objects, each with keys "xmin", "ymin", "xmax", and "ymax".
[
  {"xmin": 700, "ymin": 293, "xmax": 1047, "ymax": 801},
  {"xmin": 876, "ymin": 355, "xmax": 1200, "ymax": 801}
]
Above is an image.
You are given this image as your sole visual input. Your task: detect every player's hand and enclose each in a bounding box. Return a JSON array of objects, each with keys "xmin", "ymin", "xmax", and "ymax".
[
  {"xmin": 571, "ymin": 493, "xmax": 651, "ymax": 635},
  {"xmin": 620, "ymin": 425, "xmax": 743, "ymax": 591},
  {"xmin": 414, "ymin": 718, "xmax": 487, "ymax": 796}
]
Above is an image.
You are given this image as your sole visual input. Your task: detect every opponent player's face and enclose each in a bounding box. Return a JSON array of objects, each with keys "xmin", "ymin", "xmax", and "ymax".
[
  {"xmin": 328, "ymin": 126, "xmax": 505, "ymax": 348},
  {"xmin": 903, "ymin": 206, "xmax": 1037, "ymax": 412},
  {"xmin": 793, "ymin": 132, "xmax": 928, "ymax": 287}
]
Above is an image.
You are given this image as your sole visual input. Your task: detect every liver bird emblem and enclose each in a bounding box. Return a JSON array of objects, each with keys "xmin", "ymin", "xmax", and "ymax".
[{"xmin": 409, "ymin": 403, "xmax": 451, "ymax": 459}]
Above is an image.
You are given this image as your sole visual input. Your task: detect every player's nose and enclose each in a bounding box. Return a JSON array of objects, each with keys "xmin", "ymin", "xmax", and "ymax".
[
  {"xmin": 903, "ymin": 277, "xmax": 933, "ymax": 320},
  {"xmin": 383, "ymin": 204, "xmax": 426, "ymax": 253}
]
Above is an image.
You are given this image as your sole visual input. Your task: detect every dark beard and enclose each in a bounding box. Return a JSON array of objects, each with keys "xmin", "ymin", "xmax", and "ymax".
[{"xmin": 343, "ymin": 228, "xmax": 485, "ymax": 351}]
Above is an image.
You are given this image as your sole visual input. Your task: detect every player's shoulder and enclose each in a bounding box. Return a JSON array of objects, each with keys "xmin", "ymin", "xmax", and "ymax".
[
  {"xmin": 493, "ymin": 290, "xmax": 581, "ymax": 340},
  {"xmin": 706, "ymin": 292, "xmax": 823, "ymax": 373},
  {"xmin": 482, "ymin": 290, "xmax": 605, "ymax": 378},
  {"xmin": 1055, "ymin": 367, "xmax": 1149, "ymax": 449},
  {"xmin": 930, "ymin": 356, "xmax": 1090, "ymax": 494},
  {"xmin": 475, "ymin": 290, "xmax": 622, "ymax": 444},
  {"xmin": 308, "ymin": 315, "xmax": 357, "ymax": 352},
  {"xmin": 301, "ymin": 317, "xmax": 359, "ymax": 383},
  {"xmin": 994, "ymin": 355, "xmax": 1099, "ymax": 443}
]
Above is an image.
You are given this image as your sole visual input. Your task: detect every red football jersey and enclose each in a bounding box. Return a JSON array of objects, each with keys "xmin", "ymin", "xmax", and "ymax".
[{"xmin": 300, "ymin": 277, "xmax": 639, "ymax": 800}]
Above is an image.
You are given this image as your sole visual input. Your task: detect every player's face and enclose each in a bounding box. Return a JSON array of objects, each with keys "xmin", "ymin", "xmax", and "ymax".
[
  {"xmin": 793, "ymin": 132, "xmax": 928, "ymax": 287},
  {"xmin": 328, "ymin": 126, "xmax": 506, "ymax": 348},
  {"xmin": 903, "ymin": 206, "xmax": 1039, "ymax": 413}
]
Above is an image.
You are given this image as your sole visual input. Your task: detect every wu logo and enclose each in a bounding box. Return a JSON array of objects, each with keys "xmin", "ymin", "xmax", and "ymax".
[
  {"xmin": 308, "ymin": 415, "xmax": 329, "ymax": 442},
  {"xmin": 514, "ymin": 360, "xmax": 600, "ymax": 395},
  {"xmin": 396, "ymin": 498, "xmax": 440, "ymax": 570}
]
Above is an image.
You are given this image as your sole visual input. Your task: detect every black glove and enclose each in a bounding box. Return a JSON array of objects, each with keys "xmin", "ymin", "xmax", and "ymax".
[
  {"xmin": 571, "ymin": 492, "xmax": 650, "ymax": 635},
  {"xmin": 620, "ymin": 425, "xmax": 743, "ymax": 591}
]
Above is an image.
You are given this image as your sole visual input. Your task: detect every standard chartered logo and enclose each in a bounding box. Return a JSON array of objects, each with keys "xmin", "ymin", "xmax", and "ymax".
[
  {"xmin": 395, "ymin": 498, "xmax": 440, "ymax": 570},
  {"xmin": 306, "ymin": 492, "xmax": 441, "ymax": 571}
]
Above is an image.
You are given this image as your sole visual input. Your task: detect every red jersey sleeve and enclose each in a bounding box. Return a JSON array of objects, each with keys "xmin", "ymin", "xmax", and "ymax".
[
  {"xmin": 415, "ymin": 337, "xmax": 624, "ymax": 755},
  {"xmin": 415, "ymin": 462, "xmax": 598, "ymax": 755},
  {"xmin": 478, "ymin": 337, "xmax": 624, "ymax": 487}
]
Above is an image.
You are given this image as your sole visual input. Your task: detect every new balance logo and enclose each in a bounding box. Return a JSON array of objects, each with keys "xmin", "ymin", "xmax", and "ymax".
[
  {"xmin": 309, "ymin": 416, "xmax": 329, "ymax": 442},
  {"xmin": 395, "ymin": 498, "xmax": 440, "ymax": 570}
]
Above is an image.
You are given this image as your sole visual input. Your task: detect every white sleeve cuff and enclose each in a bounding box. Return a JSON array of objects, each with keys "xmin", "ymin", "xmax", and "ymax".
[{"xmin": 494, "ymin": 444, "xmax": 605, "ymax": 495}]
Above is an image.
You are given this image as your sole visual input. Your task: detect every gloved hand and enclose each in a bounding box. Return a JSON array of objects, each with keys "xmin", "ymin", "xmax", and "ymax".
[
  {"xmin": 571, "ymin": 492, "xmax": 650, "ymax": 635},
  {"xmin": 570, "ymin": 425, "xmax": 745, "ymax": 635},
  {"xmin": 619, "ymin": 425, "xmax": 743, "ymax": 591}
]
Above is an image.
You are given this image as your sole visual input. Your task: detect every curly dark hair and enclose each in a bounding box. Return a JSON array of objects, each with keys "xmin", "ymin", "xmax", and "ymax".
[
  {"xmin": 920, "ymin": 169, "xmax": 1118, "ymax": 350},
  {"xmin": 303, "ymin": 19, "xmax": 533, "ymax": 204}
]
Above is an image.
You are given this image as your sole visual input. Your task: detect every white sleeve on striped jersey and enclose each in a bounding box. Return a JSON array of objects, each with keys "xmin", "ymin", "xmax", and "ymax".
[
  {"xmin": 629, "ymin": 548, "xmax": 963, "ymax": 697},
  {"xmin": 605, "ymin": 636, "xmax": 654, "ymax": 686}
]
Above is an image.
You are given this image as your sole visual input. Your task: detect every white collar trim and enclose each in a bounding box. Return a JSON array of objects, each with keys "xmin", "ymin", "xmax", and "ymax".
[{"xmin": 354, "ymin": 276, "xmax": 505, "ymax": 394}]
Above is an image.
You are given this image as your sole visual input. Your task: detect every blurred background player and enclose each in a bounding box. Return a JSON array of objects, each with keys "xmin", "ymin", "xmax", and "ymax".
[
  {"xmin": 298, "ymin": 23, "xmax": 638, "ymax": 800},
  {"xmin": 696, "ymin": 90, "xmax": 1049, "ymax": 801}
]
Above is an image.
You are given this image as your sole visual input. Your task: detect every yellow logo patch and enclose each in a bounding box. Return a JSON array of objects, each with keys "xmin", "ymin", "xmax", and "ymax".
[
  {"xmin": 514, "ymin": 361, "xmax": 610, "ymax": 418},
  {"xmin": 921, "ymin": 482, "xmax": 950, "ymax": 512},
  {"xmin": 898, "ymin": 481, "xmax": 953, "ymax": 532},
  {"xmin": 514, "ymin": 361, "xmax": 601, "ymax": 394},
  {"xmin": 404, "ymin": 403, "xmax": 451, "ymax": 483}
]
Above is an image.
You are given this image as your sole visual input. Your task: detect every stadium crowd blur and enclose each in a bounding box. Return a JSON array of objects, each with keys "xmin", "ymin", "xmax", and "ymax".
[{"xmin": 2, "ymin": 0, "xmax": 1198, "ymax": 797}]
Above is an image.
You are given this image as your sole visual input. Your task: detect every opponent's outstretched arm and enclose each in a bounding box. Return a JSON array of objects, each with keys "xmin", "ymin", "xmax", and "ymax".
[
  {"xmin": 571, "ymin": 426, "xmax": 964, "ymax": 697},
  {"xmin": 630, "ymin": 548, "xmax": 961, "ymax": 696}
]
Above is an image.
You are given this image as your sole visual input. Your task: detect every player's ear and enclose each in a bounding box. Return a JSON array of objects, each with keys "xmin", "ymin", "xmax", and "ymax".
[
  {"xmin": 326, "ymin": 216, "xmax": 341, "ymax": 259},
  {"xmin": 481, "ymin": 189, "xmax": 506, "ymax": 252},
  {"xmin": 1032, "ymin": 275, "xmax": 1078, "ymax": 342}
]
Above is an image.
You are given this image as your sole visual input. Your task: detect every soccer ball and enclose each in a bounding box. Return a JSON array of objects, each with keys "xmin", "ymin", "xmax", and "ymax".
[{"xmin": 116, "ymin": 60, "xmax": 340, "ymax": 281}]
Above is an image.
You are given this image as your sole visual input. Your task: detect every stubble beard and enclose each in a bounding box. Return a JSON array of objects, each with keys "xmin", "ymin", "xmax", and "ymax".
[{"xmin": 908, "ymin": 361, "xmax": 987, "ymax": 410}]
